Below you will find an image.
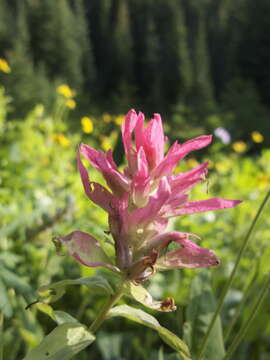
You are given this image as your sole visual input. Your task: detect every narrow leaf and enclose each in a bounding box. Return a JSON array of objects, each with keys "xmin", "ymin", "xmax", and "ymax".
[
  {"xmin": 38, "ymin": 275, "xmax": 114, "ymax": 303},
  {"xmin": 124, "ymin": 282, "xmax": 176, "ymax": 312},
  {"xmin": 23, "ymin": 322, "xmax": 95, "ymax": 360},
  {"xmin": 54, "ymin": 311, "xmax": 80, "ymax": 325},
  {"xmin": 36, "ymin": 304, "xmax": 78, "ymax": 326},
  {"xmin": 184, "ymin": 271, "xmax": 225, "ymax": 359},
  {"xmin": 108, "ymin": 304, "xmax": 191, "ymax": 360}
]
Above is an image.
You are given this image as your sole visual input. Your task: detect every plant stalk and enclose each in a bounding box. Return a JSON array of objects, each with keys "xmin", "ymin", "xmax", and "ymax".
[
  {"xmin": 89, "ymin": 280, "xmax": 126, "ymax": 333},
  {"xmin": 197, "ymin": 188, "xmax": 270, "ymax": 360}
]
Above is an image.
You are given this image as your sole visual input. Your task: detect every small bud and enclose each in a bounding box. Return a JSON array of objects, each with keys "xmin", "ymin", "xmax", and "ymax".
[{"xmin": 160, "ymin": 297, "xmax": 177, "ymax": 312}]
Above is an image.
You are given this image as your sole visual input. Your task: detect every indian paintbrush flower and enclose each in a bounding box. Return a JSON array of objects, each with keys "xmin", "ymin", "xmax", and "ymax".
[{"xmin": 58, "ymin": 109, "xmax": 242, "ymax": 308}]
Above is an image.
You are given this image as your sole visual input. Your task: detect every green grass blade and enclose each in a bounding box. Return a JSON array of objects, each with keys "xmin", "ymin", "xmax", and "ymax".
[
  {"xmin": 197, "ymin": 188, "xmax": 270, "ymax": 360},
  {"xmin": 224, "ymin": 267, "xmax": 258, "ymax": 342},
  {"xmin": 223, "ymin": 272, "xmax": 270, "ymax": 360}
]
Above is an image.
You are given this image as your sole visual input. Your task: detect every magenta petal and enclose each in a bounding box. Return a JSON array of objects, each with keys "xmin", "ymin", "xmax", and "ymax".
[
  {"xmin": 143, "ymin": 114, "xmax": 165, "ymax": 168},
  {"xmin": 146, "ymin": 231, "xmax": 200, "ymax": 253},
  {"xmin": 130, "ymin": 177, "xmax": 171, "ymax": 225},
  {"xmin": 134, "ymin": 111, "xmax": 146, "ymax": 150},
  {"xmin": 178, "ymin": 135, "xmax": 212, "ymax": 155},
  {"xmin": 131, "ymin": 147, "xmax": 150, "ymax": 205},
  {"xmin": 106, "ymin": 150, "xmax": 118, "ymax": 170},
  {"xmin": 152, "ymin": 142, "xmax": 179, "ymax": 178},
  {"xmin": 122, "ymin": 109, "xmax": 138, "ymax": 156},
  {"xmin": 95, "ymin": 153, "xmax": 130, "ymax": 196},
  {"xmin": 153, "ymin": 135, "xmax": 212, "ymax": 179},
  {"xmin": 80, "ymin": 144, "xmax": 130, "ymax": 197},
  {"xmin": 161, "ymin": 194, "xmax": 189, "ymax": 217},
  {"xmin": 176, "ymin": 198, "xmax": 243, "ymax": 215},
  {"xmin": 77, "ymin": 151, "xmax": 114, "ymax": 213},
  {"xmin": 135, "ymin": 147, "xmax": 149, "ymax": 179},
  {"xmin": 58, "ymin": 231, "xmax": 119, "ymax": 272},
  {"xmin": 156, "ymin": 238, "xmax": 219, "ymax": 269},
  {"xmin": 168, "ymin": 162, "xmax": 209, "ymax": 191},
  {"xmin": 80, "ymin": 143, "xmax": 101, "ymax": 170}
]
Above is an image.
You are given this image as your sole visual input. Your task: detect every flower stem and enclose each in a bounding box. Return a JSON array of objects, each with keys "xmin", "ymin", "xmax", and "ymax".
[
  {"xmin": 197, "ymin": 188, "xmax": 270, "ymax": 360},
  {"xmin": 89, "ymin": 281, "xmax": 126, "ymax": 333},
  {"xmin": 223, "ymin": 271, "xmax": 270, "ymax": 360}
]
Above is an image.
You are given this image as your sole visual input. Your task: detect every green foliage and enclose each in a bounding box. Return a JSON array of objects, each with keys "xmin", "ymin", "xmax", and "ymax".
[
  {"xmin": 38, "ymin": 276, "xmax": 114, "ymax": 304},
  {"xmin": 0, "ymin": 81, "xmax": 270, "ymax": 358},
  {"xmin": 23, "ymin": 322, "xmax": 95, "ymax": 360},
  {"xmin": 108, "ymin": 305, "xmax": 191, "ymax": 360},
  {"xmin": 184, "ymin": 271, "xmax": 225, "ymax": 359}
]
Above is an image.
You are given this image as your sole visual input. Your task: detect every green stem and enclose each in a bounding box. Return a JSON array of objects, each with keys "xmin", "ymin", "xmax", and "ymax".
[
  {"xmin": 223, "ymin": 272, "xmax": 270, "ymax": 360},
  {"xmin": 197, "ymin": 188, "xmax": 270, "ymax": 360},
  {"xmin": 89, "ymin": 281, "xmax": 126, "ymax": 333}
]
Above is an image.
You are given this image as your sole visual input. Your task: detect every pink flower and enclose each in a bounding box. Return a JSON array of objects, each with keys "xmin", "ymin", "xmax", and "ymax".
[{"xmin": 58, "ymin": 109, "xmax": 242, "ymax": 283}]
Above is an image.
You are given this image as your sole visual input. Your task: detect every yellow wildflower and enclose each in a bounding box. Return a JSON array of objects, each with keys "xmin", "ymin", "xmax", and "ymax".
[
  {"xmin": 52, "ymin": 133, "xmax": 70, "ymax": 147},
  {"xmin": 114, "ymin": 115, "xmax": 124, "ymax": 126},
  {"xmin": 257, "ymin": 173, "xmax": 270, "ymax": 189},
  {"xmin": 100, "ymin": 136, "xmax": 112, "ymax": 152},
  {"xmin": 0, "ymin": 58, "xmax": 11, "ymax": 73},
  {"xmin": 251, "ymin": 131, "xmax": 264, "ymax": 143},
  {"xmin": 103, "ymin": 113, "xmax": 112, "ymax": 123},
  {"xmin": 57, "ymin": 84, "xmax": 76, "ymax": 98},
  {"xmin": 81, "ymin": 116, "xmax": 93, "ymax": 134},
  {"xmin": 65, "ymin": 99, "xmax": 76, "ymax": 109},
  {"xmin": 232, "ymin": 141, "xmax": 247, "ymax": 153}
]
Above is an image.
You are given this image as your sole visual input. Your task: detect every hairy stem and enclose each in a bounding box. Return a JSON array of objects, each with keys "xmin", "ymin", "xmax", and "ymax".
[
  {"xmin": 89, "ymin": 281, "xmax": 126, "ymax": 333},
  {"xmin": 197, "ymin": 188, "xmax": 270, "ymax": 360}
]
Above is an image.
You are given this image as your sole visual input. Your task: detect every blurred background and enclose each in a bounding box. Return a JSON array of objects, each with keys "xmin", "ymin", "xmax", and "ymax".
[{"xmin": 0, "ymin": 0, "xmax": 270, "ymax": 359}]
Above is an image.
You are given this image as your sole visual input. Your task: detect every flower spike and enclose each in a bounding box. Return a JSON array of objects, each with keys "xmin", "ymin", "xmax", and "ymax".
[{"xmin": 60, "ymin": 109, "xmax": 242, "ymax": 287}]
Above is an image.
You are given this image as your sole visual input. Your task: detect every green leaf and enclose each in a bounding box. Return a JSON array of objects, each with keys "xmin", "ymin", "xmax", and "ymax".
[
  {"xmin": 54, "ymin": 311, "xmax": 80, "ymax": 326},
  {"xmin": 108, "ymin": 305, "xmax": 191, "ymax": 360},
  {"xmin": 184, "ymin": 271, "xmax": 225, "ymax": 359},
  {"xmin": 96, "ymin": 331, "xmax": 123, "ymax": 360},
  {"xmin": 36, "ymin": 303, "xmax": 56, "ymax": 320},
  {"xmin": 38, "ymin": 275, "xmax": 114, "ymax": 303},
  {"xmin": 36, "ymin": 303, "xmax": 81, "ymax": 325},
  {"xmin": 0, "ymin": 263, "xmax": 34, "ymax": 295},
  {"xmin": 0, "ymin": 279, "xmax": 12, "ymax": 317},
  {"xmin": 124, "ymin": 282, "xmax": 176, "ymax": 312},
  {"xmin": 23, "ymin": 322, "xmax": 95, "ymax": 360}
]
